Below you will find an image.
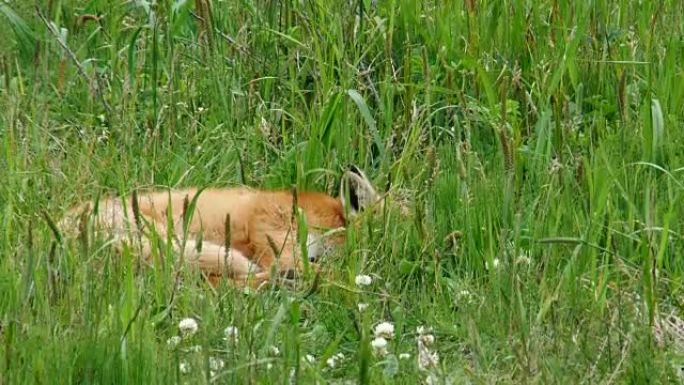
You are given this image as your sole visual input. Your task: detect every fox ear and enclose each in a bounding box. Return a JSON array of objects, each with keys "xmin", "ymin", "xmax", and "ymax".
[{"xmin": 340, "ymin": 165, "xmax": 380, "ymax": 215}]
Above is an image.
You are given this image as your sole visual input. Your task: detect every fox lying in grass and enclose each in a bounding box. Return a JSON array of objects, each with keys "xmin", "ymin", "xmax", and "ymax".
[{"xmin": 60, "ymin": 166, "xmax": 382, "ymax": 287}]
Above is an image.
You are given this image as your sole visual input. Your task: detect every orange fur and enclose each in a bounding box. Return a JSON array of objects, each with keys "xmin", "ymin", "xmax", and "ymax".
[{"xmin": 60, "ymin": 169, "xmax": 379, "ymax": 288}]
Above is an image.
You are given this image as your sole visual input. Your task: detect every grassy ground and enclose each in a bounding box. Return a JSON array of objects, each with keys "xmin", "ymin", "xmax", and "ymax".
[{"xmin": 2, "ymin": 0, "xmax": 684, "ymax": 383}]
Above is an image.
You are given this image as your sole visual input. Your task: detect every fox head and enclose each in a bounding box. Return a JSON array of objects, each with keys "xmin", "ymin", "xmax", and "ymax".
[{"xmin": 339, "ymin": 165, "xmax": 383, "ymax": 217}]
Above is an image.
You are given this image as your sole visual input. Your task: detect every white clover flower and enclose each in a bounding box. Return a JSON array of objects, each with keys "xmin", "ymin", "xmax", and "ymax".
[
  {"xmin": 178, "ymin": 318, "xmax": 198, "ymax": 337},
  {"xmin": 371, "ymin": 337, "xmax": 388, "ymax": 356},
  {"xmin": 179, "ymin": 360, "xmax": 191, "ymax": 374},
  {"xmin": 416, "ymin": 326, "xmax": 432, "ymax": 335},
  {"xmin": 166, "ymin": 335, "xmax": 181, "ymax": 348},
  {"xmin": 357, "ymin": 303, "xmax": 369, "ymax": 312},
  {"xmin": 270, "ymin": 345, "xmax": 281, "ymax": 356},
  {"xmin": 355, "ymin": 274, "xmax": 373, "ymax": 286},
  {"xmin": 224, "ymin": 325, "xmax": 239, "ymax": 343},
  {"xmin": 326, "ymin": 352, "xmax": 346, "ymax": 368},
  {"xmin": 266, "ymin": 363, "xmax": 274, "ymax": 370},
  {"xmin": 187, "ymin": 345, "xmax": 202, "ymax": 353},
  {"xmin": 399, "ymin": 353, "xmax": 411, "ymax": 360},
  {"xmin": 209, "ymin": 357, "xmax": 225, "ymax": 371},
  {"xmin": 374, "ymin": 322, "xmax": 395, "ymax": 339},
  {"xmin": 305, "ymin": 354, "xmax": 316, "ymax": 364}
]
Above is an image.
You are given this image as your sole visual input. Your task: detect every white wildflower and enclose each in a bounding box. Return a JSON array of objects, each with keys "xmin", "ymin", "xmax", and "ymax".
[
  {"xmin": 179, "ymin": 360, "xmax": 191, "ymax": 374},
  {"xmin": 416, "ymin": 326, "xmax": 439, "ymax": 371},
  {"xmin": 371, "ymin": 337, "xmax": 388, "ymax": 356},
  {"xmin": 455, "ymin": 290, "xmax": 474, "ymax": 306},
  {"xmin": 209, "ymin": 357, "xmax": 225, "ymax": 371},
  {"xmin": 357, "ymin": 303, "xmax": 369, "ymax": 312},
  {"xmin": 418, "ymin": 333, "xmax": 435, "ymax": 346},
  {"xmin": 516, "ymin": 255, "xmax": 531, "ymax": 265},
  {"xmin": 374, "ymin": 322, "xmax": 395, "ymax": 339},
  {"xmin": 270, "ymin": 345, "xmax": 281, "ymax": 356},
  {"xmin": 399, "ymin": 353, "xmax": 411, "ymax": 360},
  {"xmin": 355, "ymin": 274, "xmax": 373, "ymax": 286},
  {"xmin": 187, "ymin": 345, "xmax": 202, "ymax": 353},
  {"xmin": 224, "ymin": 325, "xmax": 239, "ymax": 343},
  {"xmin": 305, "ymin": 354, "xmax": 316, "ymax": 364},
  {"xmin": 166, "ymin": 335, "xmax": 181, "ymax": 348},
  {"xmin": 178, "ymin": 317, "xmax": 198, "ymax": 337},
  {"xmin": 485, "ymin": 258, "xmax": 500, "ymax": 270},
  {"xmin": 418, "ymin": 349, "xmax": 440, "ymax": 371},
  {"xmin": 266, "ymin": 363, "xmax": 274, "ymax": 370},
  {"xmin": 326, "ymin": 352, "xmax": 346, "ymax": 368}
]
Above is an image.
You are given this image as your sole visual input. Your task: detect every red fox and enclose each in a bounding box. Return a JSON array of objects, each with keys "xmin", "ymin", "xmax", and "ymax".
[{"xmin": 60, "ymin": 166, "xmax": 382, "ymax": 287}]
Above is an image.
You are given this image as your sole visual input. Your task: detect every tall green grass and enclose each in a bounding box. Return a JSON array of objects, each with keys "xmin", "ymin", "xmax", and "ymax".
[{"xmin": 1, "ymin": 0, "xmax": 684, "ymax": 383}]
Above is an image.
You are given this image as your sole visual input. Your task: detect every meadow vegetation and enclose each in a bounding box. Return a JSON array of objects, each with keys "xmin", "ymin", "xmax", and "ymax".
[{"xmin": 1, "ymin": 0, "xmax": 684, "ymax": 383}]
